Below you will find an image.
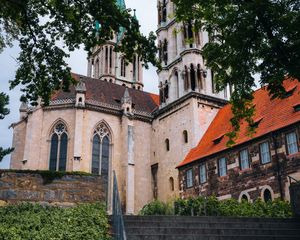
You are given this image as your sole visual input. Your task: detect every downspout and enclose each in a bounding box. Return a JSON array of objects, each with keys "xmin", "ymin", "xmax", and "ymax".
[{"xmin": 271, "ymin": 132, "xmax": 284, "ymax": 200}]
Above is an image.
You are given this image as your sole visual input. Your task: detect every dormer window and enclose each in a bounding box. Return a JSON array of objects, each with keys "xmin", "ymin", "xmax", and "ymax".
[
  {"xmin": 284, "ymin": 86, "xmax": 297, "ymax": 98},
  {"xmin": 250, "ymin": 117, "xmax": 263, "ymax": 129},
  {"xmin": 293, "ymin": 103, "xmax": 300, "ymax": 112},
  {"xmin": 213, "ymin": 134, "xmax": 224, "ymax": 144}
]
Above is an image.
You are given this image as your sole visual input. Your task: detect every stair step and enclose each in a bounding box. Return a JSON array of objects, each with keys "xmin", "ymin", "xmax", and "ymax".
[
  {"xmin": 122, "ymin": 216, "xmax": 300, "ymax": 240},
  {"xmin": 125, "ymin": 221, "xmax": 300, "ymax": 229},
  {"xmin": 124, "ymin": 215, "xmax": 299, "ymax": 223},
  {"xmin": 126, "ymin": 234, "xmax": 300, "ymax": 240},
  {"xmin": 126, "ymin": 227, "xmax": 300, "ymax": 235}
]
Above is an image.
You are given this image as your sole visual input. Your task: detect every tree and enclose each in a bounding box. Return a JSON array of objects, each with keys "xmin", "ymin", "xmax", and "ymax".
[
  {"xmin": 1, "ymin": 0, "xmax": 159, "ymax": 105},
  {"xmin": 0, "ymin": 0, "xmax": 159, "ymax": 161},
  {"xmin": 0, "ymin": 93, "xmax": 13, "ymax": 161},
  {"xmin": 173, "ymin": 0, "xmax": 300, "ymax": 144}
]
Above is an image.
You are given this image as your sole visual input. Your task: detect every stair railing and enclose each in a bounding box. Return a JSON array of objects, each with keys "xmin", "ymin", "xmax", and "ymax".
[
  {"xmin": 112, "ymin": 171, "xmax": 126, "ymax": 240},
  {"xmin": 288, "ymin": 175, "xmax": 299, "ymax": 185}
]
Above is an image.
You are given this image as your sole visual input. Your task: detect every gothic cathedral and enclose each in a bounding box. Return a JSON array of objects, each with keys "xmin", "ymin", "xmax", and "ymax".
[{"xmin": 10, "ymin": 0, "xmax": 229, "ymax": 214}]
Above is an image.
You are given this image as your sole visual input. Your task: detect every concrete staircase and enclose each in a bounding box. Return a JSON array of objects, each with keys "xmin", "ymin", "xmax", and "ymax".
[{"xmin": 124, "ymin": 215, "xmax": 300, "ymax": 240}]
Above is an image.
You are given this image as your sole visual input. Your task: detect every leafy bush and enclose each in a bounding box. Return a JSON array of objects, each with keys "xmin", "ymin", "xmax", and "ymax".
[
  {"xmin": 139, "ymin": 200, "xmax": 173, "ymax": 216},
  {"xmin": 142, "ymin": 196, "xmax": 292, "ymax": 218},
  {"xmin": 0, "ymin": 203, "xmax": 111, "ymax": 240}
]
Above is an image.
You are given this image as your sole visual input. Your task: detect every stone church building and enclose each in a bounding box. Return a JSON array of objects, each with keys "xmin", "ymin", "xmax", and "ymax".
[{"xmin": 10, "ymin": 0, "xmax": 300, "ymax": 214}]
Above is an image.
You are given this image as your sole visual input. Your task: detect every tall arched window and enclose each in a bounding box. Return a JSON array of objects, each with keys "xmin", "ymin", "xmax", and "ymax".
[
  {"xmin": 49, "ymin": 122, "xmax": 68, "ymax": 171},
  {"xmin": 183, "ymin": 130, "xmax": 188, "ymax": 143},
  {"xmin": 162, "ymin": 0, "xmax": 167, "ymax": 22},
  {"xmin": 163, "ymin": 39, "xmax": 168, "ymax": 65},
  {"xmin": 165, "ymin": 138, "xmax": 170, "ymax": 151},
  {"xmin": 190, "ymin": 64, "xmax": 196, "ymax": 91},
  {"xmin": 105, "ymin": 46, "xmax": 108, "ymax": 73},
  {"xmin": 169, "ymin": 177, "xmax": 174, "ymax": 191},
  {"xmin": 92, "ymin": 123, "xmax": 111, "ymax": 178},
  {"xmin": 121, "ymin": 57, "xmax": 126, "ymax": 77}
]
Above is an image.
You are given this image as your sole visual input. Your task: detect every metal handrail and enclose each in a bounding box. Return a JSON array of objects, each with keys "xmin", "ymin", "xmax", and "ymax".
[
  {"xmin": 288, "ymin": 175, "xmax": 299, "ymax": 185},
  {"xmin": 112, "ymin": 171, "xmax": 126, "ymax": 240}
]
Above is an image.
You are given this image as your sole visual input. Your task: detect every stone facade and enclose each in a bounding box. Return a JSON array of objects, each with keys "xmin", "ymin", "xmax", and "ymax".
[
  {"xmin": 0, "ymin": 171, "xmax": 105, "ymax": 206},
  {"xmin": 178, "ymin": 123, "xmax": 300, "ymax": 202}
]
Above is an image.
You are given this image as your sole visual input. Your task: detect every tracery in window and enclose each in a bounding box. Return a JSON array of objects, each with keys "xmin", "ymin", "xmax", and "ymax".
[
  {"xmin": 49, "ymin": 122, "xmax": 68, "ymax": 172},
  {"xmin": 92, "ymin": 123, "xmax": 111, "ymax": 177}
]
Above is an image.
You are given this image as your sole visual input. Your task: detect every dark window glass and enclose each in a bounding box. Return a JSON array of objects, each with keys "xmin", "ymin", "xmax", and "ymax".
[
  {"xmin": 101, "ymin": 136, "xmax": 110, "ymax": 178},
  {"xmin": 263, "ymin": 189, "xmax": 272, "ymax": 202},
  {"xmin": 49, "ymin": 134, "xmax": 58, "ymax": 171},
  {"xmin": 92, "ymin": 135, "xmax": 101, "ymax": 175},
  {"xmin": 58, "ymin": 133, "xmax": 68, "ymax": 171}
]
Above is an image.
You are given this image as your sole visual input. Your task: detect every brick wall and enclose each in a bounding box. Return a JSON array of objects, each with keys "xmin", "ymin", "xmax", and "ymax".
[
  {"xmin": 178, "ymin": 123, "xmax": 300, "ymax": 202},
  {"xmin": 0, "ymin": 171, "xmax": 106, "ymax": 206}
]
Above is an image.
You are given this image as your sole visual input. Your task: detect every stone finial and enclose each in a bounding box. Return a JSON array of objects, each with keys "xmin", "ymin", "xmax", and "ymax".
[
  {"xmin": 19, "ymin": 102, "xmax": 28, "ymax": 112},
  {"xmin": 75, "ymin": 77, "xmax": 87, "ymax": 93},
  {"xmin": 122, "ymin": 88, "xmax": 133, "ymax": 116},
  {"xmin": 19, "ymin": 102, "xmax": 28, "ymax": 120},
  {"xmin": 122, "ymin": 88, "xmax": 132, "ymax": 105}
]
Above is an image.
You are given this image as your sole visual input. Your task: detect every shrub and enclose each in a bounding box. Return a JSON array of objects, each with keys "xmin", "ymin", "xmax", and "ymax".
[
  {"xmin": 0, "ymin": 203, "xmax": 111, "ymax": 240},
  {"xmin": 139, "ymin": 200, "xmax": 173, "ymax": 216},
  {"xmin": 143, "ymin": 196, "xmax": 292, "ymax": 218}
]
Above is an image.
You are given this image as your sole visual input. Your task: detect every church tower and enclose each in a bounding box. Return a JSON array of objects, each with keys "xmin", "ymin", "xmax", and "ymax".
[
  {"xmin": 87, "ymin": 1, "xmax": 143, "ymax": 90},
  {"xmin": 157, "ymin": 0, "xmax": 230, "ymax": 106}
]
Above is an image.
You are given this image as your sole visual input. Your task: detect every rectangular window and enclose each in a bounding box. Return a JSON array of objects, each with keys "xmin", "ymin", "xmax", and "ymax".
[
  {"xmin": 218, "ymin": 157, "xmax": 227, "ymax": 177},
  {"xmin": 199, "ymin": 164, "xmax": 207, "ymax": 184},
  {"xmin": 260, "ymin": 142, "xmax": 271, "ymax": 164},
  {"xmin": 239, "ymin": 149, "xmax": 250, "ymax": 170},
  {"xmin": 286, "ymin": 132, "xmax": 298, "ymax": 155},
  {"xmin": 186, "ymin": 169, "xmax": 193, "ymax": 188}
]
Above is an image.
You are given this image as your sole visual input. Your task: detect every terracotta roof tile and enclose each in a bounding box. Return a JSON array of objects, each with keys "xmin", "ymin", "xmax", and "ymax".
[
  {"xmin": 178, "ymin": 79, "xmax": 300, "ymax": 168},
  {"xmin": 51, "ymin": 73, "xmax": 159, "ymax": 113}
]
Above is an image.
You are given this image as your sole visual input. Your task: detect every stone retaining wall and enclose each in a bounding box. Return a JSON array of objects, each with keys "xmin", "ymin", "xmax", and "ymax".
[{"xmin": 0, "ymin": 171, "xmax": 105, "ymax": 206}]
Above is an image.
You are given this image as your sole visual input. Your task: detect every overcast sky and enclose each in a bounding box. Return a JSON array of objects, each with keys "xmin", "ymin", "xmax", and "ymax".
[{"xmin": 0, "ymin": 0, "xmax": 158, "ymax": 169}]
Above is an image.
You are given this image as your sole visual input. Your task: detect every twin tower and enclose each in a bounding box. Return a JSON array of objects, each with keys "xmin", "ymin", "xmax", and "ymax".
[{"xmin": 87, "ymin": 0, "xmax": 230, "ymax": 106}]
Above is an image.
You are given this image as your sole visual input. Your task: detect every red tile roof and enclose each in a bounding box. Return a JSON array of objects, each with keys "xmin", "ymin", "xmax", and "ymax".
[
  {"xmin": 51, "ymin": 73, "xmax": 159, "ymax": 113},
  {"xmin": 178, "ymin": 79, "xmax": 300, "ymax": 168}
]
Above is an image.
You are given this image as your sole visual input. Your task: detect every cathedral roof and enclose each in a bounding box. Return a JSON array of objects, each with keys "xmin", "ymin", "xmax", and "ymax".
[
  {"xmin": 178, "ymin": 78, "xmax": 300, "ymax": 168},
  {"xmin": 51, "ymin": 73, "xmax": 159, "ymax": 114}
]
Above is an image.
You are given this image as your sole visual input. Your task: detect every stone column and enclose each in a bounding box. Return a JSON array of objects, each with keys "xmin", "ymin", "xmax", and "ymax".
[
  {"xmin": 73, "ymin": 108, "xmax": 84, "ymax": 171},
  {"xmin": 187, "ymin": 69, "xmax": 192, "ymax": 92},
  {"xmin": 126, "ymin": 124, "xmax": 135, "ymax": 214},
  {"xmin": 195, "ymin": 69, "xmax": 200, "ymax": 92},
  {"xmin": 178, "ymin": 70, "xmax": 184, "ymax": 98},
  {"xmin": 87, "ymin": 59, "xmax": 92, "ymax": 77}
]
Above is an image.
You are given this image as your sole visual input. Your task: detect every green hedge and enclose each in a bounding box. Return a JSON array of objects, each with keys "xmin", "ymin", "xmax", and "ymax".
[
  {"xmin": 0, "ymin": 203, "xmax": 111, "ymax": 240},
  {"xmin": 140, "ymin": 196, "xmax": 292, "ymax": 218}
]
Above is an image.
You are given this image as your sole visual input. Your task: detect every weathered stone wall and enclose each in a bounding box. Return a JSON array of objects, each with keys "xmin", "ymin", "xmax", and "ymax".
[
  {"xmin": 179, "ymin": 123, "xmax": 300, "ymax": 202},
  {"xmin": 0, "ymin": 171, "xmax": 105, "ymax": 206}
]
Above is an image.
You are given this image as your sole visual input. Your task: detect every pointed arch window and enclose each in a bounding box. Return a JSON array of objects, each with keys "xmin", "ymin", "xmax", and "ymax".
[
  {"xmin": 49, "ymin": 122, "xmax": 68, "ymax": 172},
  {"xmin": 120, "ymin": 57, "xmax": 126, "ymax": 77},
  {"xmin": 92, "ymin": 123, "xmax": 111, "ymax": 176}
]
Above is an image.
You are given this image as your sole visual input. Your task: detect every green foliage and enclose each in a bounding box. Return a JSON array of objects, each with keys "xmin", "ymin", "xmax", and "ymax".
[
  {"xmin": 0, "ymin": 92, "xmax": 14, "ymax": 162},
  {"xmin": 173, "ymin": 0, "xmax": 300, "ymax": 144},
  {"xmin": 139, "ymin": 200, "xmax": 174, "ymax": 216},
  {"xmin": 0, "ymin": 169, "xmax": 93, "ymax": 184},
  {"xmin": 0, "ymin": 203, "xmax": 111, "ymax": 240},
  {"xmin": 141, "ymin": 196, "xmax": 292, "ymax": 218},
  {"xmin": 0, "ymin": 0, "xmax": 159, "ymax": 106}
]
